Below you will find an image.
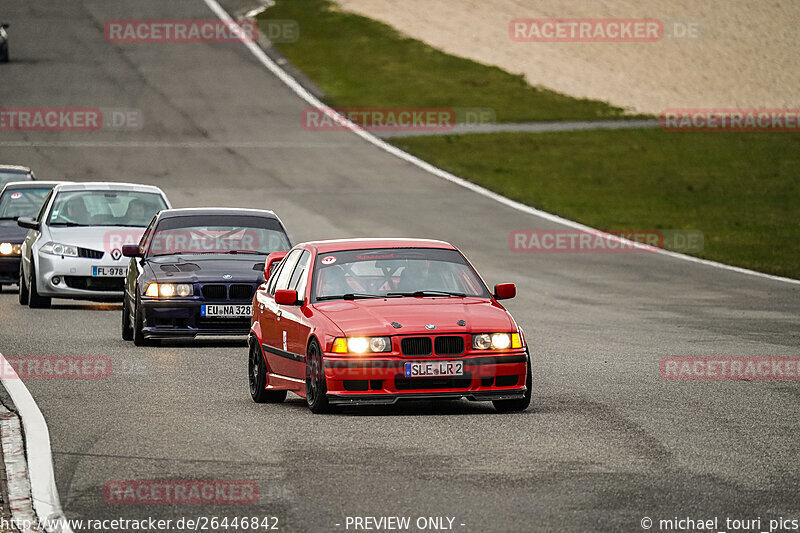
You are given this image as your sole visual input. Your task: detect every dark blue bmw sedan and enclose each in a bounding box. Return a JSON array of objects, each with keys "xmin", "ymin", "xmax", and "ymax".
[{"xmin": 121, "ymin": 208, "xmax": 291, "ymax": 345}]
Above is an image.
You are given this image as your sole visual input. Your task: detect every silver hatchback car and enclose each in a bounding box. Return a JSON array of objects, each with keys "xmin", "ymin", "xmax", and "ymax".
[{"xmin": 17, "ymin": 182, "xmax": 171, "ymax": 307}]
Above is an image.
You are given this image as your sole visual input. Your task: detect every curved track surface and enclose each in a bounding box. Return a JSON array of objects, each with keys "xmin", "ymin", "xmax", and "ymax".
[{"xmin": 1, "ymin": 1, "xmax": 798, "ymax": 531}]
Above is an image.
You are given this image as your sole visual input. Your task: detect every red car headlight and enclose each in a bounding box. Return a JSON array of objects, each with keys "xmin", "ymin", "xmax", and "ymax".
[
  {"xmin": 332, "ymin": 337, "xmax": 392, "ymax": 354},
  {"xmin": 472, "ymin": 333, "xmax": 522, "ymax": 350}
]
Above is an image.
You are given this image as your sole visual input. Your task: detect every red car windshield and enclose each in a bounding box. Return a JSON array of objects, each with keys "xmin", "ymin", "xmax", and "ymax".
[{"xmin": 313, "ymin": 248, "xmax": 490, "ymax": 301}]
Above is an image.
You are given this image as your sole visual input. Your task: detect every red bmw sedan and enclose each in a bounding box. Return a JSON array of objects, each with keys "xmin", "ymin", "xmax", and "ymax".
[{"xmin": 248, "ymin": 238, "xmax": 530, "ymax": 413}]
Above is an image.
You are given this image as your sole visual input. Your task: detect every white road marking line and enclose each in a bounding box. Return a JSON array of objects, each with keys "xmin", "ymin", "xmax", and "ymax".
[
  {"xmin": 202, "ymin": 0, "xmax": 800, "ymax": 286},
  {"xmin": 0, "ymin": 352, "xmax": 72, "ymax": 533}
]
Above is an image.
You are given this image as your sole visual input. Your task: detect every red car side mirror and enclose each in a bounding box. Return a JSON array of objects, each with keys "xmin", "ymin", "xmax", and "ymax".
[
  {"xmin": 275, "ymin": 289, "xmax": 298, "ymax": 306},
  {"xmin": 122, "ymin": 244, "xmax": 142, "ymax": 257},
  {"xmin": 494, "ymin": 283, "xmax": 516, "ymax": 300},
  {"xmin": 264, "ymin": 251, "xmax": 288, "ymax": 278}
]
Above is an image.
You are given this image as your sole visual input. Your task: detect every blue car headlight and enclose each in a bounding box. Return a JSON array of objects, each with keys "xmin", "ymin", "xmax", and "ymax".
[{"xmin": 145, "ymin": 283, "xmax": 193, "ymax": 297}]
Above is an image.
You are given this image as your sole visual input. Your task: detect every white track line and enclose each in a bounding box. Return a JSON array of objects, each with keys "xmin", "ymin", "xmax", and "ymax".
[
  {"xmin": 203, "ymin": 0, "xmax": 800, "ymax": 286},
  {"xmin": 0, "ymin": 353, "xmax": 72, "ymax": 533}
]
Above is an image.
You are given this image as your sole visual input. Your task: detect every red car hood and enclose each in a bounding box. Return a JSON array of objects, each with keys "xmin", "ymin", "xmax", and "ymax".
[{"xmin": 312, "ymin": 297, "xmax": 514, "ymax": 337}]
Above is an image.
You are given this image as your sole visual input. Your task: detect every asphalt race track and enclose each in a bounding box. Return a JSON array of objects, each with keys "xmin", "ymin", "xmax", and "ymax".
[{"xmin": 1, "ymin": 1, "xmax": 798, "ymax": 532}]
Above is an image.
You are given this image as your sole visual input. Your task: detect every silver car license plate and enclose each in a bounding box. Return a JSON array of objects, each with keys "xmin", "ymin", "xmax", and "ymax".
[{"xmin": 92, "ymin": 266, "xmax": 127, "ymax": 277}]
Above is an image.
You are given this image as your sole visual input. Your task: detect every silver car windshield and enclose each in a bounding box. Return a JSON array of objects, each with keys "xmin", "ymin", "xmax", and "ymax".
[{"xmin": 48, "ymin": 190, "xmax": 167, "ymax": 227}]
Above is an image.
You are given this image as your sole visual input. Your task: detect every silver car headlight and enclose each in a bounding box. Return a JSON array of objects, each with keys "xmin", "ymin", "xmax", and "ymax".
[{"xmin": 40, "ymin": 242, "xmax": 79, "ymax": 257}]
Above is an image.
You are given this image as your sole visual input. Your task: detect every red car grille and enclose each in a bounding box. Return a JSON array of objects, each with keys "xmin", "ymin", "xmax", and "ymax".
[
  {"xmin": 400, "ymin": 335, "xmax": 465, "ymax": 356},
  {"xmin": 434, "ymin": 335, "xmax": 465, "ymax": 355},
  {"xmin": 401, "ymin": 337, "xmax": 432, "ymax": 355}
]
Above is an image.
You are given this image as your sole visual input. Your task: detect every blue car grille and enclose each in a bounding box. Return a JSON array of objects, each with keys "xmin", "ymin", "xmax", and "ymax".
[
  {"xmin": 229, "ymin": 284, "xmax": 255, "ymax": 300},
  {"xmin": 201, "ymin": 284, "xmax": 227, "ymax": 299},
  {"xmin": 199, "ymin": 283, "xmax": 256, "ymax": 300}
]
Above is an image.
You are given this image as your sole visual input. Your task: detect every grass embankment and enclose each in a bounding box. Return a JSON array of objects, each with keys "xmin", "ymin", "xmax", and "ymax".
[
  {"xmin": 260, "ymin": 0, "xmax": 630, "ymax": 122},
  {"xmin": 260, "ymin": 0, "xmax": 800, "ymax": 278},
  {"xmin": 393, "ymin": 131, "xmax": 800, "ymax": 278}
]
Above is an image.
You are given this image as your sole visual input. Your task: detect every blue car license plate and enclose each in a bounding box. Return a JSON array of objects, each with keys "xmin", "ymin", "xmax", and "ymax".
[{"xmin": 201, "ymin": 304, "xmax": 252, "ymax": 317}]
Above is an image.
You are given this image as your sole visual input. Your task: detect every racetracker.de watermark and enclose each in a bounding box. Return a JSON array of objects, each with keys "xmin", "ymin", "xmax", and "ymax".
[
  {"xmin": 509, "ymin": 18, "xmax": 702, "ymax": 42},
  {"xmin": 509, "ymin": 229, "xmax": 704, "ymax": 253},
  {"xmin": 301, "ymin": 107, "xmax": 496, "ymax": 132},
  {"xmin": 103, "ymin": 228, "xmax": 261, "ymax": 255},
  {"xmin": 510, "ymin": 18, "xmax": 701, "ymax": 42},
  {"xmin": 511, "ymin": 18, "xmax": 660, "ymax": 42},
  {"xmin": 1, "ymin": 107, "xmax": 143, "ymax": 131},
  {"xmin": 104, "ymin": 19, "xmax": 299, "ymax": 44},
  {"xmin": 661, "ymin": 357, "xmax": 800, "ymax": 380},
  {"xmin": 104, "ymin": 481, "xmax": 258, "ymax": 504},
  {"xmin": 105, "ymin": 19, "xmax": 255, "ymax": 43},
  {"xmin": 660, "ymin": 109, "xmax": 800, "ymax": 132},
  {"xmin": 0, "ymin": 356, "xmax": 111, "ymax": 379}
]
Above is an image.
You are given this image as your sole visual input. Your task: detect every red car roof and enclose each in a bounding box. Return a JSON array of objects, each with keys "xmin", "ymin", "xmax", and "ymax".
[{"xmin": 302, "ymin": 238, "xmax": 456, "ymax": 254}]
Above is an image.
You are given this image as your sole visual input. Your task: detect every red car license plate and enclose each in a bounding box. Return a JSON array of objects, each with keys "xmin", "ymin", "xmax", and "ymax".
[{"xmin": 404, "ymin": 361, "xmax": 464, "ymax": 378}]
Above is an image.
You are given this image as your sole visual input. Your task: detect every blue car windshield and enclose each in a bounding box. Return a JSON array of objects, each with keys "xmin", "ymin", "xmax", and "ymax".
[{"xmin": 147, "ymin": 215, "xmax": 290, "ymax": 257}]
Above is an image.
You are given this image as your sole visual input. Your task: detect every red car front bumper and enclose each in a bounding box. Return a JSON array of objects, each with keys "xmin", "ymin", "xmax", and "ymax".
[{"xmin": 322, "ymin": 352, "xmax": 528, "ymax": 405}]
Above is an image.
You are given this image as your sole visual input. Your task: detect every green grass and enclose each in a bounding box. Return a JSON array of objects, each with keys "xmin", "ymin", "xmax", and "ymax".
[
  {"xmin": 260, "ymin": 0, "xmax": 800, "ymax": 279},
  {"xmin": 260, "ymin": 0, "xmax": 633, "ymax": 122},
  {"xmin": 392, "ymin": 131, "xmax": 800, "ymax": 278}
]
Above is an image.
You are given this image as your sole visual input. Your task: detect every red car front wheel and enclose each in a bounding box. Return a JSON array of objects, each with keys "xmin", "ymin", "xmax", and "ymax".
[{"xmin": 305, "ymin": 339, "xmax": 330, "ymax": 414}]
